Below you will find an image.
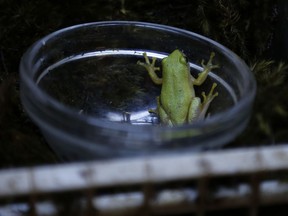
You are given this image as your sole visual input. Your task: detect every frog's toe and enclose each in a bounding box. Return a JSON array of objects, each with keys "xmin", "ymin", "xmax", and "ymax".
[
  {"xmin": 148, "ymin": 108, "xmax": 157, "ymax": 114},
  {"xmin": 201, "ymin": 52, "xmax": 219, "ymax": 71},
  {"xmin": 202, "ymin": 83, "xmax": 218, "ymax": 104}
]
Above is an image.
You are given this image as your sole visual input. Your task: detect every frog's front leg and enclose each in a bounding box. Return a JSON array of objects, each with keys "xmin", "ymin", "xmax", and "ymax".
[
  {"xmin": 137, "ymin": 53, "xmax": 162, "ymax": 85},
  {"xmin": 192, "ymin": 52, "xmax": 219, "ymax": 86}
]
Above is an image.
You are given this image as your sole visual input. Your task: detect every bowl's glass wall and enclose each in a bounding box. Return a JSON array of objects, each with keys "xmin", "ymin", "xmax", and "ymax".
[{"xmin": 20, "ymin": 21, "xmax": 256, "ymax": 160}]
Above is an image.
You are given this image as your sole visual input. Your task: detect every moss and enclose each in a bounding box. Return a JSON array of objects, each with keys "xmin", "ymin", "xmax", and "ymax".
[{"xmin": 0, "ymin": 0, "xmax": 287, "ymax": 167}]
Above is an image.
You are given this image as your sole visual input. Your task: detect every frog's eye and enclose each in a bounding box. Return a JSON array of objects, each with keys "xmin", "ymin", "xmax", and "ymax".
[{"xmin": 180, "ymin": 55, "xmax": 188, "ymax": 64}]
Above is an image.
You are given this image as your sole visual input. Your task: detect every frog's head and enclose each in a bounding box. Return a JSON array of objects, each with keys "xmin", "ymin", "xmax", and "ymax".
[
  {"xmin": 164, "ymin": 49, "xmax": 188, "ymax": 67},
  {"xmin": 161, "ymin": 49, "xmax": 190, "ymax": 78}
]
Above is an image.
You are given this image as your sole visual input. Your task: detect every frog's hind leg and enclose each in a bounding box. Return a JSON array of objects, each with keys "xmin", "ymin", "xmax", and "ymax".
[
  {"xmin": 157, "ymin": 97, "xmax": 173, "ymax": 126},
  {"xmin": 199, "ymin": 83, "xmax": 218, "ymax": 120},
  {"xmin": 187, "ymin": 97, "xmax": 202, "ymax": 123}
]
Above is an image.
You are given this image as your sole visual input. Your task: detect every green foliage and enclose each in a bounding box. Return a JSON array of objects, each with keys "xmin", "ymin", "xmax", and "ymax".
[
  {"xmin": 0, "ymin": 0, "xmax": 287, "ymax": 167},
  {"xmin": 0, "ymin": 76, "xmax": 58, "ymax": 167},
  {"xmin": 196, "ymin": 0, "xmax": 277, "ymax": 60},
  {"xmin": 252, "ymin": 60, "xmax": 288, "ymax": 143}
]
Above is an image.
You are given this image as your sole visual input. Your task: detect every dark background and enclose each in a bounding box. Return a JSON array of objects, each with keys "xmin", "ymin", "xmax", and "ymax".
[{"xmin": 0, "ymin": 0, "xmax": 288, "ymax": 168}]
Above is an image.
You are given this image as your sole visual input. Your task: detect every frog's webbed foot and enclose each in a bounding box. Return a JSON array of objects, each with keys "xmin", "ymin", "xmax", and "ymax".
[
  {"xmin": 199, "ymin": 82, "xmax": 218, "ymax": 119},
  {"xmin": 201, "ymin": 52, "xmax": 219, "ymax": 72},
  {"xmin": 137, "ymin": 52, "xmax": 162, "ymax": 85},
  {"xmin": 193, "ymin": 52, "xmax": 219, "ymax": 86}
]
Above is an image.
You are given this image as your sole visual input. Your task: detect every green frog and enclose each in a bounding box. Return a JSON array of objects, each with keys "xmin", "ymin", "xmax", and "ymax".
[{"xmin": 137, "ymin": 49, "xmax": 219, "ymax": 126}]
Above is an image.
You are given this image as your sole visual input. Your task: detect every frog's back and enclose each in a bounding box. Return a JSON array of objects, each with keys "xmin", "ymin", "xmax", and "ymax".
[{"xmin": 160, "ymin": 52, "xmax": 194, "ymax": 125}]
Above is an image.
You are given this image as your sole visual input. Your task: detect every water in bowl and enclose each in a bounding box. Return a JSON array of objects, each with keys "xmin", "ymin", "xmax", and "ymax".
[{"xmin": 37, "ymin": 49, "xmax": 235, "ymax": 126}]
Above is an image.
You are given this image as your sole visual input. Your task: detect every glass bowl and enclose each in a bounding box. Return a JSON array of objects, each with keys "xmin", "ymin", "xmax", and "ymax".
[{"xmin": 20, "ymin": 21, "xmax": 256, "ymax": 161}]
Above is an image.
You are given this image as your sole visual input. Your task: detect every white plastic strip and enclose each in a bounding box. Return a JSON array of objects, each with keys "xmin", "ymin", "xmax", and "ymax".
[{"xmin": 0, "ymin": 145, "xmax": 288, "ymax": 197}]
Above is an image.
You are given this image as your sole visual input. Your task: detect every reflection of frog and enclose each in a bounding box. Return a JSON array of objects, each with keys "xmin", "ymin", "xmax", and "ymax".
[{"xmin": 137, "ymin": 49, "xmax": 219, "ymax": 126}]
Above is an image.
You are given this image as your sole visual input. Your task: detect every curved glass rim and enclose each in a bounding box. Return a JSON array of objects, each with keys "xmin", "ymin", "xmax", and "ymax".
[{"xmin": 20, "ymin": 21, "xmax": 256, "ymax": 132}]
